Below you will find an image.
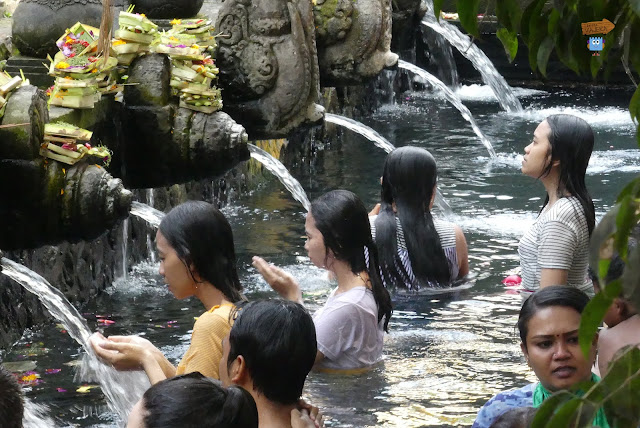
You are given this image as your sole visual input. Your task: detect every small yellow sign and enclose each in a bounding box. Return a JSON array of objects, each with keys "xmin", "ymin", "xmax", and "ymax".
[{"xmin": 581, "ymin": 19, "xmax": 615, "ymax": 35}]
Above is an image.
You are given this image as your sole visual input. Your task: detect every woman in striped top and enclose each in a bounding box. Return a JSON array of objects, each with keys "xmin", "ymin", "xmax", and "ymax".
[
  {"xmin": 370, "ymin": 146, "xmax": 469, "ymax": 290},
  {"xmin": 518, "ymin": 114, "xmax": 596, "ymax": 297}
]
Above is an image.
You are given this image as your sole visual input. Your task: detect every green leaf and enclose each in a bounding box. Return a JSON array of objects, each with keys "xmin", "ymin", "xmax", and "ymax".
[
  {"xmin": 495, "ymin": 0, "xmax": 522, "ymax": 32},
  {"xmin": 589, "ymin": 205, "xmax": 619, "ymax": 282},
  {"xmin": 601, "ymin": 347, "xmax": 640, "ymax": 425},
  {"xmin": 456, "ymin": 0, "xmax": 480, "ymax": 38},
  {"xmin": 496, "ymin": 28, "xmax": 519, "ymax": 62},
  {"xmin": 616, "ymin": 176, "xmax": 640, "ymax": 203},
  {"xmin": 579, "ymin": 280, "xmax": 622, "ymax": 358},
  {"xmin": 537, "ymin": 36, "xmax": 555, "ymax": 77},
  {"xmin": 614, "ymin": 196, "xmax": 639, "ymax": 260},
  {"xmin": 544, "ymin": 397, "xmax": 583, "ymax": 428},
  {"xmin": 520, "ymin": 0, "xmax": 545, "ymax": 43},
  {"xmin": 622, "ymin": 243, "xmax": 640, "ymax": 313},
  {"xmin": 531, "ymin": 390, "xmax": 574, "ymax": 428},
  {"xmin": 433, "ymin": 0, "xmax": 444, "ymax": 20}
]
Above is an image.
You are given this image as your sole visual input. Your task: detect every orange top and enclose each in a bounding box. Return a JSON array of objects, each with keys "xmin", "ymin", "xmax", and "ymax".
[{"xmin": 175, "ymin": 303, "xmax": 234, "ymax": 379}]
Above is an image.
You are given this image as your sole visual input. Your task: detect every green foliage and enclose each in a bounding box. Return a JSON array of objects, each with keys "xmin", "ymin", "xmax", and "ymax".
[{"xmin": 447, "ymin": 1, "xmax": 640, "ymax": 426}]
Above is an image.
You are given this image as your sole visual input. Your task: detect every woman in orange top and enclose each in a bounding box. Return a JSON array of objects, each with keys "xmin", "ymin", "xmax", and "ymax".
[{"xmin": 91, "ymin": 201, "xmax": 244, "ymax": 384}]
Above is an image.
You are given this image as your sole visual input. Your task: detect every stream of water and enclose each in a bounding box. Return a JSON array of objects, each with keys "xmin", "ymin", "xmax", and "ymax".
[{"xmin": 421, "ymin": 1, "xmax": 522, "ymax": 113}]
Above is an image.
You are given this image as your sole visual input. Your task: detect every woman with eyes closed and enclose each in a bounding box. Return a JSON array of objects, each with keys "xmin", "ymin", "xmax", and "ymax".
[
  {"xmin": 472, "ymin": 286, "xmax": 610, "ymax": 428},
  {"xmin": 91, "ymin": 201, "xmax": 244, "ymax": 385}
]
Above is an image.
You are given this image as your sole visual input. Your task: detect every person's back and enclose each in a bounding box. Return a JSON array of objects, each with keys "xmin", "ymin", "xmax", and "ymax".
[{"xmin": 219, "ymin": 300, "xmax": 318, "ymax": 428}]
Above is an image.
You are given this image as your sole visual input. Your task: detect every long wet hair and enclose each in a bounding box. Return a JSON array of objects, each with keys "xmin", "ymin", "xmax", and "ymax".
[
  {"xmin": 142, "ymin": 372, "xmax": 258, "ymax": 428},
  {"xmin": 374, "ymin": 146, "xmax": 451, "ymax": 288},
  {"xmin": 518, "ymin": 286, "xmax": 589, "ymax": 347},
  {"xmin": 538, "ymin": 114, "xmax": 595, "ymax": 235},
  {"xmin": 159, "ymin": 201, "xmax": 243, "ymax": 302},
  {"xmin": 311, "ymin": 190, "xmax": 393, "ymax": 331}
]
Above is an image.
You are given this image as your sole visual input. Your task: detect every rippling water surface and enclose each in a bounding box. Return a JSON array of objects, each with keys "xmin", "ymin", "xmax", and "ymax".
[{"xmin": 3, "ymin": 85, "xmax": 637, "ymax": 427}]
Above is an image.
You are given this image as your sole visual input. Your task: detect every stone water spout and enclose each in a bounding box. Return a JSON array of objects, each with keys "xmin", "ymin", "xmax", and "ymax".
[
  {"xmin": 0, "ymin": 86, "xmax": 132, "ymax": 250},
  {"xmin": 121, "ymin": 54, "xmax": 250, "ymax": 188},
  {"xmin": 313, "ymin": 0, "xmax": 398, "ymax": 86},
  {"xmin": 215, "ymin": 0, "xmax": 324, "ymax": 138}
]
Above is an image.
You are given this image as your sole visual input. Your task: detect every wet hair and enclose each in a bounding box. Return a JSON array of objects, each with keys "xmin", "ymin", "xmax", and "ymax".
[
  {"xmin": 0, "ymin": 366, "xmax": 23, "ymax": 428},
  {"xmin": 227, "ymin": 300, "xmax": 317, "ymax": 405},
  {"xmin": 159, "ymin": 201, "xmax": 243, "ymax": 302},
  {"xmin": 374, "ymin": 146, "xmax": 451, "ymax": 288},
  {"xmin": 311, "ymin": 190, "xmax": 393, "ymax": 331},
  {"xmin": 518, "ymin": 286, "xmax": 590, "ymax": 346},
  {"xmin": 489, "ymin": 407, "xmax": 536, "ymax": 428},
  {"xmin": 538, "ymin": 114, "xmax": 595, "ymax": 236},
  {"xmin": 141, "ymin": 372, "xmax": 257, "ymax": 428}
]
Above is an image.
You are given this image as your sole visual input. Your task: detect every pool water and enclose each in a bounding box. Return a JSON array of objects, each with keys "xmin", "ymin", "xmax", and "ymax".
[{"xmin": 4, "ymin": 84, "xmax": 638, "ymax": 427}]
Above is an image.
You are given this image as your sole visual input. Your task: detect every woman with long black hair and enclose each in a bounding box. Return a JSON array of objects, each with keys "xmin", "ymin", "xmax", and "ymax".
[
  {"xmin": 371, "ymin": 146, "xmax": 469, "ymax": 290},
  {"xmin": 253, "ymin": 190, "xmax": 393, "ymax": 371},
  {"xmin": 518, "ymin": 114, "xmax": 596, "ymax": 297}
]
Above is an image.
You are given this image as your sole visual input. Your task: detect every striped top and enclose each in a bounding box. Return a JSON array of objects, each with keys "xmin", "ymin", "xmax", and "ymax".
[
  {"xmin": 370, "ymin": 215, "xmax": 459, "ymax": 289},
  {"xmin": 518, "ymin": 197, "xmax": 593, "ymax": 295}
]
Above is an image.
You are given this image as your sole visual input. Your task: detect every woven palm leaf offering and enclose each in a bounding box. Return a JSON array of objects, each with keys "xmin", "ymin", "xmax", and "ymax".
[
  {"xmin": 112, "ymin": 4, "xmax": 158, "ymax": 64},
  {"xmin": 152, "ymin": 18, "xmax": 222, "ymax": 114},
  {"xmin": 40, "ymin": 122, "xmax": 112, "ymax": 166},
  {"xmin": 48, "ymin": 23, "xmax": 118, "ymax": 108},
  {"xmin": 0, "ymin": 71, "xmax": 28, "ymax": 118}
]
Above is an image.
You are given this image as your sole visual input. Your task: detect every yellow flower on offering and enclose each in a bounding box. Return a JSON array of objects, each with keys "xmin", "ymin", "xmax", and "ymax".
[
  {"xmin": 140, "ymin": 13, "xmax": 146, "ymax": 17},
  {"xmin": 171, "ymin": 19, "xmax": 181, "ymax": 25},
  {"xmin": 56, "ymin": 62, "xmax": 70, "ymax": 69},
  {"xmin": 113, "ymin": 40, "xmax": 127, "ymax": 46},
  {"xmin": 91, "ymin": 69, "xmax": 98, "ymax": 73},
  {"xmin": 191, "ymin": 44, "xmax": 200, "ymax": 49}
]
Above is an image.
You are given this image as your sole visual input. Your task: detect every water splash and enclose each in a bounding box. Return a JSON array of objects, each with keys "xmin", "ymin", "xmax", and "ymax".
[
  {"xmin": 398, "ymin": 60, "xmax": 496, "ymax": 158},
  {"xmin": 421, "ymin": 1, "xmax": 522, "ymax": 112},
  {"xmin": 130, "ymin": 201, "xmax": 166, "ymax": 229},
  {"xmin": 23, "ymin": 399, "xmax": 55, "ymax": 428},
  {"xmin": 248, "ymin": 144, "xmax": 311, "ymax": 212},
  {"xmin": 121, "ymin": 218, "xmax": 129, "ymax": 280},
  {"xmin": 325, "ymin": 113, "xmax": 396, "ymax": 154},
  {"xmin": 0, "ymin": 258, "xmax": 150, "ymax": 420},
  {"xmin": 146, "ymin": 189, "xmax": 157, "ymax": 263}
]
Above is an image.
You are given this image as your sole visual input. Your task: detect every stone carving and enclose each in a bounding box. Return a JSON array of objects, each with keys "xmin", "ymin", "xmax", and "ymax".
[
  {"xmin": 314, "ymin": 0, "xmax": 398, "ymax": 86},
  {"xmin": 0, "ymin": 86, "xmax": 132, "ymax": 250},
  {"xmin": 216, "ymin": 0, "xmax": 324, "ymax": 138},
  {"xmin": 129, "ymin": 0, "xmax": 204, "ymax": 19},
  {"xmin": 12, "ymin": 0, "xmax": 105, "ymax": 57},
  {"xmin": 121, "ymin": 54, "xmax": 250, "ymax": 188},
  {"xmin": 390, "ymin": 0, "xmax": 427, "ymax": 60}
]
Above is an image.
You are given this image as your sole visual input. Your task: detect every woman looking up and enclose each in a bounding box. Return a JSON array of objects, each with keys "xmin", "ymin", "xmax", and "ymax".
[
  {"xmin": 371, "ymin": 146, "xmax": 468, "ymax": 289},
  {"xmin": 518, "ymin": 114, "xmax": 595, "ymax": 297},
  {"xmin": 253, "ymin": 190, "xmax": 393, "ymax": 371},
  {"xmin": 472, "ymin": 286, "xmax": 609, "ymax": 428},
  {"xmin": 91, "ymin": 201, "xmax": 244, "ymax": 384}
]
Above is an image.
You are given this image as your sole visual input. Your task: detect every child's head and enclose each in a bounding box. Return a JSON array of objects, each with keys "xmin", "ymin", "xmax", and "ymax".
[{"xmin": 590, "ymin": 255, "xmax": 636, "ymax": 328}]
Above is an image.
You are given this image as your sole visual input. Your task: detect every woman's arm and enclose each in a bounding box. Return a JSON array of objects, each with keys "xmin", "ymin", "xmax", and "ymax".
[
  {"xmin": 90, "ymin": 334, "xmax": 175, "ymax": 385},
  {"xmin": 454, "ymin": 225, "xmax": 469, "ymax": 278},
  {"xmin": 539, "ymin": 268, "xmax": 569, "ymax": 288}
]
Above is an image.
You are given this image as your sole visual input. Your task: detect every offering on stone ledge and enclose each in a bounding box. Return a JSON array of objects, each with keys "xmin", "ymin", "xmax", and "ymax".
[
  {"xmin": 114, "ymin": 6, "xmax": 158, "ymax": 46},
  {"xmin": 0, "ymin": 72, "xmax": 28, "ymax": 118},
  {"xmin": 40, "ymin": 122, "xmax": 111, "ymax": 166}
]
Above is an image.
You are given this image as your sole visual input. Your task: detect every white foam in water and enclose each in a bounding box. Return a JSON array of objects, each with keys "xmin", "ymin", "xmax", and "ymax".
[
  {"xmin": 478, "ymin": 149, "xmax": 640, "ymax": 174},
  {"xmin": 23, "ymin": 399, "xmax": 55, "ymax": 428},
  {"xmin": 454, "ymin": 84, "xmax": 547, "ymax": 101},
  {"xmin": 452, "ymin": 212, "xmax": 535, "ymax": 237},
  {"xmin": 505, "ymin": 106, "xmax": 634, "ymax": 128}
]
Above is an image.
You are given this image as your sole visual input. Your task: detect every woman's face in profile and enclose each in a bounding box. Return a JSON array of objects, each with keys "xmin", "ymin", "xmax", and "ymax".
[
  {"xmin": 521, "ymin": 305, "xmax": 596, "ymax": 392},
  {"xmin": 522, "ymin": 120, "xmax": 552, "ymax": 179},
  {"xmin": 304, "ymin": 213, "xmax": 328, "ymax": 269}
]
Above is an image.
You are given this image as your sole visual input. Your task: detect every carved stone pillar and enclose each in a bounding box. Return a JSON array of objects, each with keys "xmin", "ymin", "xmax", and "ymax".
[
  {"xmin": 215, "ymin": 0, "xmax": 324, "ymax": 138},
  {"xmin": 313, "ymin": 0, "xmax": 398, "ymax": 86}
]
